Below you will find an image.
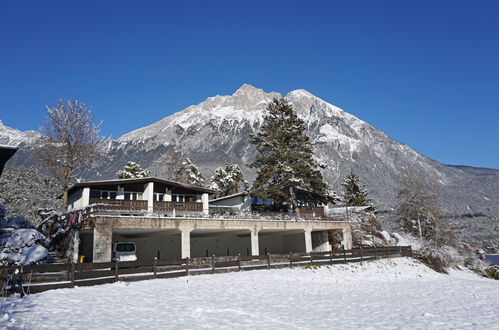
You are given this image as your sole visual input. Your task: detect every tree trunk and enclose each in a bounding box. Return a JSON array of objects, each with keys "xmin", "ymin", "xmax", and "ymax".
[
  {"xmin": 289, "ymin": 186, "xmax": 300, "ymax": 217},
  {"xmin": 61, "ymin": 187, "xmax": 69, "ymax": 211}
]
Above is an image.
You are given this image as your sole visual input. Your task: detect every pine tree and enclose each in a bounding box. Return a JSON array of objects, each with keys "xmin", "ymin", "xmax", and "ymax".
[
  {"xmin": 341, "ymin": 171, "xmax": 370, "ymax": 206},
  {"xmin": 117, "ymin": 161, "xmax": 150, "ymax": 179},
  {"xmin": 249, "ymin": 97, "xmax": 335, "ymax": 215},
  {"xmin": 177, "ymin": 158, "xmax": 205, "ymax": 186},
  {"xmin": 211, "ymin": 163, "xmax": 247, "ymax": 196}
]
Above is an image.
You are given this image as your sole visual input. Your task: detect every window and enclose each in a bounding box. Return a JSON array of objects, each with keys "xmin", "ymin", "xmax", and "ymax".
[
  {"xmin": 172, "ymin": 194, "xmax": 197, "ymax": 203},
  {"xmin": 154, "ymin": 193, "xmax": 164, "ymax": 202},
  {"xmin": 115, "ymin": 243, "xmax": 136, "ymax": 252},
  {"xmin": 90, "ymin": 190, "xmax": 100, "ymax": 198},
  {"xmin": 90, "ymin": 190, "xmax": 118, "ymax": 199}
]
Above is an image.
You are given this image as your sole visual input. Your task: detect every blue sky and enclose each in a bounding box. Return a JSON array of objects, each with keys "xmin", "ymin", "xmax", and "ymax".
[{"xmin": 0, "ymin": 1, "xmax": 498, "ymax": 169}]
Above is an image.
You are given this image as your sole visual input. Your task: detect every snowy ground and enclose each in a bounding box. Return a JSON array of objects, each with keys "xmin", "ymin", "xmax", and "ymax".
[{"xmin": 1, "ymin": 258, "xmax": 498, "ymax": 329}]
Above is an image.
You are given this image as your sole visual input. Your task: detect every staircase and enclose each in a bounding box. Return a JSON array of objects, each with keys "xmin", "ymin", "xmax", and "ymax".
[{"xmin": 45, "ymin": 251, "xmax": 69, "ymax": 264}]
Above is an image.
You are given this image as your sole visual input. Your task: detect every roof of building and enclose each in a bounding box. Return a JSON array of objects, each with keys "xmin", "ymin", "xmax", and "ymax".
[
  {"xmin": 209, "ymin": 191, "xmax": 249, "ymax": 203},
  {"xmin": 67, "ymin": 177, "xmax": 218, "ymax": 195},
  {"xmin": 328, "ymin": 205, "xmax": 374, "ymax": 215}
]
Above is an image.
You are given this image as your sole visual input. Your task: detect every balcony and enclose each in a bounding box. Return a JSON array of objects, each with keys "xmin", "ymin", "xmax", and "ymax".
[
  {"xmin": 251, "ymin": 204, "xmax": 325, "ymax": 218},
  {"xmin": 89, "ymin": 198, "xmax": 203, "ymax": 215},
  {"xmin": 153, "ymin": 201, "xmax": 203, "ymax": 213}
]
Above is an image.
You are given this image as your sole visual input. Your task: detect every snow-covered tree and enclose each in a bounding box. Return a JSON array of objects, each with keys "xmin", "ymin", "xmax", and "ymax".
[
  {"xmin": 397, "ymin": 171, "xmax": 454, "ymax": 246},
  {"xmin": 211, "ymin": 163, "xmax": 247, "ymax": 196},
  {"xmin": 37, "ymin": 99, "xmax": 101, "ymax": 210},
  {"xmin": 177, "ymin": 158, "xmax": 205, "ymax": 186},
  {"xmin": 117, "ymin": 161, "xmax": 150, "ymax": 179},
  {"xmin": 341, "ymin": 171, "xmax": 370, "ymax": 207},
  {"xmin": 249, "ymin": 97, "xmax": 334, "ymax": 216}
]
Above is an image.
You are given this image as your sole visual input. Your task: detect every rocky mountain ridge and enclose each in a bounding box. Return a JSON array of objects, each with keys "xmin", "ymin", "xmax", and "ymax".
[{"xmin": 2, "ymin": 84, "xmax": 498, "ymax": 220}]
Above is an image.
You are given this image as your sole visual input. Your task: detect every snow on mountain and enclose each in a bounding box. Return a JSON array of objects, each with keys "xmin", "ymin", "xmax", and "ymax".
[
  {"xmin": 85, "ymin": 85, "xmax": 496, "ymax": 214},
  {"xmin": 0, "ymin": 120, "xmax": 40, "ymax": 146}
]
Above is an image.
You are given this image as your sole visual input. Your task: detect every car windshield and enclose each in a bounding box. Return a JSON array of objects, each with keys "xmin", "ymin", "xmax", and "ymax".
[{"xmin": 116, "ymin": 243, "xmax": 135, "ymax": 252}]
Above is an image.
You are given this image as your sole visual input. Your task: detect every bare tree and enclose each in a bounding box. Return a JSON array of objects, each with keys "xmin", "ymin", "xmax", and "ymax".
[
  {"xmin": 37, "ymin": 99, "xmax": 101, "ymax": 210},
  {"xmin": 397, "ymin": 171, "xmax": 442, "ymax": 240}
]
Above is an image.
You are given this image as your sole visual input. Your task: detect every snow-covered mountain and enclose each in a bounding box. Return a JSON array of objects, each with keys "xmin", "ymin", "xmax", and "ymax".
[
  {"xmin": 3, "ymin": 84, "xmax": 499, "ymax": 226},
  {"xmin": 0, "ymin": 120, "xmax": 40, "ymax": 146}
]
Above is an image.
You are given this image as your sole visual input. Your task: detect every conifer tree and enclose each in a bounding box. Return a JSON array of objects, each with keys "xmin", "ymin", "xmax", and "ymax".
[
  {"xmin": 211, "ymin": 163, "xmax": 247, "ymax": 196},
  {"xmin": 249, "ymin": 97, "xmax": 335, "ymax": 215},
  {"xmin": 341, "ymin": 171, "xmax": 370, "ymax": 206},
  {"xmin": 117, "ymin": 161, "xmax": 150, "ymax": 179},
  {"xmin": 177, "ymin": 158, "xmax": 205, "ymax": 186}
]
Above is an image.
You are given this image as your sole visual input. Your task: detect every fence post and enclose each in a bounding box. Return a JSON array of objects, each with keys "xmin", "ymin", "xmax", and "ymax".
[
  {"xmin": 211, "ymin": 255, "xmax": 215, "ymax": 273},
  {"xmin": 289, "ymin": 252, "xmax": 292, "ymax": 268},
  {"xmin": 398, "ymin": 246, "xmax": 402, "ymax": 257},
  {"xmin": 153, "ymin": 257, "xmax": 158, "ymax": 277},
  {"xmin": 374, "ymin": 247, "xmax": 378, "ymax": 259},
  {"xmin": 310, "ymin": 252, "xmax": 314, "ymax": 265},
  {"xmin": 185, "ymin": 257, "xmax": 190, "ymax": 276},
  {"xmin": 114, "ymin": 260, "xmax": 119, "ymax": 282},
  {"xmin": 267, "ymin": 253, "xmax": 271, "ymax": 269},
  {"xmin": 385, "ymin": 246, "xmax": 390, "ymax": 259},
  {"xmin": 70, "ymin": 262, "xmax": 75, "ymax": 288},
  {"xmin": 359, "ymin": 247, "xmax": 363, "ymax": 262},
  {"xmin": 343, "ymin": 247, "xmax": 347, "ymax": 262},
  {"xmin": 330, "ymin": 249, "xmax": 333, "ymax": 262},
  {"xmin": 238, "ymin": 254, "xmax": 242, "ymax": 271}
]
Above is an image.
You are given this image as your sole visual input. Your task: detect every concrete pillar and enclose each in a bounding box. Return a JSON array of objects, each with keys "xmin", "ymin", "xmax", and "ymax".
[
  {"xmin": 116, "ymin": 185, "xmax": 124, "ymax": 200},
  {"xmin": 164, "ymin": 188, "xmax": 172, "ymax": 202},
  {"xmin": 144, "ymin": 182, "xmax": 154, "ymax": 213},
  {"xmin": 250, "ymin": 229, "xmax": 259, "ymax": 256},
  {"xmin": 180, "ymin": 229, "xmax": 191, "ymax": 259},
  {"xmin": 304, "ymin": 229, "xmax": 313, "ymax": 253},
  {"xmin": 93, "ymin": 224, "xmax": 113, "ymax": 263},
  {"xmin": 82, "ymin": 187, "xmax": 90, "ymax": 207},
  {"xmin": 342, "ymin": 226, "xmax": 353, "ymax": 250},
  {"xmin": 201, "ymin": 193, "xmax": 209, "ymax": 215}
]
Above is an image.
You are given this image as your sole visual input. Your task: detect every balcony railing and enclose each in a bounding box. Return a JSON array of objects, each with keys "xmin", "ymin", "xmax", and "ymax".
[
  {"xmin": 153, "ymin": 201, "xmax": 203, "ymax": 213},
  {"xmin": 89, "ymin": 198, "xmax": 203, "ymax": 215},
  {"xmin": 251, "ymin": 204, "xmax": 325, "ymax": 218},
  {"xmin": 89, "ymin": 198, "xmax": 148, "ymax": 212}
]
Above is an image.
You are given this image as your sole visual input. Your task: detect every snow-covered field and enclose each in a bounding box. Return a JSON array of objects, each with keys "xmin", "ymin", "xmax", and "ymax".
[{"xmin": 1, "ymin": 258, "xmax": 498, "ymax": 329}]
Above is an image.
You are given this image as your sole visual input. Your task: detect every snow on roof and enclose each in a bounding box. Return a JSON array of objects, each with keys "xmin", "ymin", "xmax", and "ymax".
[
  {"xmin": 68, "ymin": 177, "xmax": 218, "ymax": 195},
  {"xmin": 328, "ymin": 206, "xmax": 373, "ymax": 215},
  {"xmin": 209, "ymin": 191, "xmax": 249, "ymax": 203}
]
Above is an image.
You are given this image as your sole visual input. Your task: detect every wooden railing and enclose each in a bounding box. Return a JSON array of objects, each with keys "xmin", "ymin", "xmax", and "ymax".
[
  {"xmin": 251, "ymin": 205, "xmax": 325, "ymax": 218},
  {"xmin": 1, "ymin": 246, "xmax": 412, "ymax": 296},
  {"xmin": 89, "ymin": 199, "xmax": 203, "ymax": 214},
  {"xmin": 153, "ymin": 201, "xmax": 203, "ymax": 213},
  {"xmin": 89, "ymin": 199, "xmax": 148, "ymax": 212}
]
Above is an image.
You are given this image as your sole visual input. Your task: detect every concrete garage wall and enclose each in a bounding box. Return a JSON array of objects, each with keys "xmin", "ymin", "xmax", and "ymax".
[
  {"xmin": 191, "ymin": 235, "xmax": 251, "ymax": 257},
  {"xmin": 259, "ymin": 233, "xmax": 305, "ymax": 255},
  {"xmin": 112, "ymin": 233, "xmax": 181, "ymax": 261}
]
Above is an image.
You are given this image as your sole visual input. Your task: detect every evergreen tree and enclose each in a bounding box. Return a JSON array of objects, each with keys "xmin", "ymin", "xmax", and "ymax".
[
  {"xmin": 177, "ymin": 158, "xmax": 205, "ymax": 186},
  {"xmin": 117, "ymin": 161, "xmax": 150, "ymax": 179},
  {"xmin": 341, "ymin": 171, "xmax": 370, "ymax": 206},
  {"xmin": 249, "ymin": 98, "xmax": 335, "ymax": 215},
  {"xmin": 211, "ymin": 163, "xmax": 247, "ymax": 196}
]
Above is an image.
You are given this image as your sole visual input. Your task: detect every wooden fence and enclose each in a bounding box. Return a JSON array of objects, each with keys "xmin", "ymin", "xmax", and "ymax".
[{"xmin": 1, "ymin": 246, "xmax": 412, "ymax": 296}]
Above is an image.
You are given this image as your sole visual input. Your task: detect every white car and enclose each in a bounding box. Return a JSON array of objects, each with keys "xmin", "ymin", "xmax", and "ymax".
[{"xmin": 112, "ymin": 242, "xmax": 138, "ymax": 262}]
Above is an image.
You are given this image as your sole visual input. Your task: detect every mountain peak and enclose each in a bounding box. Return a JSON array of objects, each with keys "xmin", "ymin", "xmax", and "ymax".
[{"xmin": 233, "ymin": 83, "xmax": 262, "ymax": 95}]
